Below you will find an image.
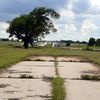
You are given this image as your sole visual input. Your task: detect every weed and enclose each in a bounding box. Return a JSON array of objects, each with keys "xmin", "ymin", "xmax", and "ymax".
[
  {"xmin": 51, "ymin": 77, "xmax": 66, "ymax": 100},
  {"xmin": 81, "ymin": 74, "xmax": 100, "ymax": 80},
  {"xmin": 54, "ymin": 57, "xmax": 59, "ymax": 76}
]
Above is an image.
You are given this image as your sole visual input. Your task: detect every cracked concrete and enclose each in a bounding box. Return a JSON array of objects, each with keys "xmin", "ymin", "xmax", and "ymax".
[
  {"xmin": 57, "ymin": 61, "xmax": 100, "ymax": 100},
  {"xmin": 0, "ymin": 60, "xmax": 54, "ymax": 100},
  {"xmin": 0, "ymin": 56, "xmax": 100, "ymax": 100}
]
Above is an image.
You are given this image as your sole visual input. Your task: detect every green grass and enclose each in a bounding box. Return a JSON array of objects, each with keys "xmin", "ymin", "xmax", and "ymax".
[
  {"xmin": 0, "ymin": 41, "xmax": 23, "ymax": 47},
  {"xmin": 0, "ymin": 43, "xmax": 100, "ymax": 69},
  {"xmin": 51, "ymin": 58, "xmax": 66, "ymax": 100},
  {"xmin": 51, "ymin": 77, "xmax": 66, "ymax": 100},
  {"xmin": 70, "ymin": 44, "xmax": 100, "ymax": 49},
  {"xmin": 81, "ymin": 75, "xmax": 100, "ymax": 80}
]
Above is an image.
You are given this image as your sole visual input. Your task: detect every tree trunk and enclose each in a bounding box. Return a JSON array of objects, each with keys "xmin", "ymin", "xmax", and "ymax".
[{"xmin": 23, "ymin": 38, "xmax": 29, "ymax": 49}]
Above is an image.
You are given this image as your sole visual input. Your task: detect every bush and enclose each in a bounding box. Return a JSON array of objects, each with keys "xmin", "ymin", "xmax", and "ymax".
[{"xmin": 84, "ymin": 46, "xmax": 92, "ymax": 51}]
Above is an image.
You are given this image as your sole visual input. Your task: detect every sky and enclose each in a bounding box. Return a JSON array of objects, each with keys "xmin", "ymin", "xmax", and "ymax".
[{"xmin": 0, "ymin": 0, "xmax": 100, "ymax": 41}]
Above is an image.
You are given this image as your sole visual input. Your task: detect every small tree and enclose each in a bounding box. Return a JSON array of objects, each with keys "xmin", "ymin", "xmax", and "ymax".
[
  {"xmin": 7, "ymin": 7, "xmax": 60, "ymax": 49},
  {"xmin": 96, "ymin": 39, "xmax": 100, "ymax": 46},
  {"xmin": 88, "ymin": 37, "xmax": 95, "ymax": 46}
]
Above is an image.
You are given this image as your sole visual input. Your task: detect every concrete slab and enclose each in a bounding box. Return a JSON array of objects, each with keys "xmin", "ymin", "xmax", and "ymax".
[
  {"xmin": 1, "ymin": 61, "xmax": 55, "ymax": 78},
  {"xmin": 0, "ymin": 78, "xmax": 51, "ymax": 100},
  {"xmin": 66, "ymin": 80, "xmax": 100, "ymax": 100},
  {"xmin": 58, "ymin": 62, "xmax": 98, "ymax": 78},
  {"xmin": 0, "ymin": 56, "xmax": 99, "ymax": 100},
  {"xmin": 0, "ymin": 61, "xmax": 54, "ymax": 99}
]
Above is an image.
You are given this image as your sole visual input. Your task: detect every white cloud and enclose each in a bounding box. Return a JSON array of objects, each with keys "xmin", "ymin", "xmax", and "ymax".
[
  {"xmin": 81, "ymin": 20, "xmax": 97, "ymax": 33},
  {"xmin": 59, "ymin": 7, "xmax": 75, "ymax": 23},
  {"xmin": 91, "ymin": 0, "xmax": 100, "ymax": 7},
  {"xmin": 65, "ymin": 24, "xmax": 77, "ymax": 31},
  {"xmin": 0, "ymin": 22, "xmax": 9, "ymax": 38},
  {"xmin": 0, "ymin": 0, "xmax": 100, "ymax": 41}
]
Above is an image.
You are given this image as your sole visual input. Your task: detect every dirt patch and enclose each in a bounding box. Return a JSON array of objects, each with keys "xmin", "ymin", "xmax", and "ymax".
[
  {"xmin": 57, "ymin": 57, "xmax": 86, "ymax": 62},
  {"xmin": 25, "ymin": 56, "xmax": 87, "ymax": 62},
  {"xmin": 25, "ymin": 56, "xmax": 55, "ymax": 62}
]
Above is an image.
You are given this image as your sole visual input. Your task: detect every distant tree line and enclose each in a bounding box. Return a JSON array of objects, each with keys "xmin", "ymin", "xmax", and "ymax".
[
  {"xmin": 88, "ymin": 38, "xmax": 100, "ymax": 46},
  {"xmin": 0, "ymin": 38, "xmax": 9, "ymax": 41},
  {"xmin": 60, "ymin": 40, "xmax": 87, "ymax": 46}
]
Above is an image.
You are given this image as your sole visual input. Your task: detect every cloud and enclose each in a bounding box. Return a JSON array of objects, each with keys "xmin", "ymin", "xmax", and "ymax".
[
  {"xmin": 71, "ymin": 0, "xmax": 100, "ymax": 15},
  {"xmin": 91, "ymin": 0, "xmax": 100, "ymax": 7},
  {"xmin": 40, "ymin": 0, "xmax": 99, "ymax": 41},
  {"xmin": 0, "ymin": 0, "xmax": 67, "ymax": 21},
  {"xmin": 65, "ymin": 24, "xmax": 77, "ymax": 31},
  {"xmin": 0, "ymin": 0, "xmax": 100, "ymax": 41},
  {"xmin": 72, "ymin": 0, "xmax": 91, "ymax": 14},
  {"xmin": 0, "ymin": 22, "xmax": 9, "ymax": 38},
  {"xmin": 81, "ymin": 20, "xmax": 97, "ymax": 33}
]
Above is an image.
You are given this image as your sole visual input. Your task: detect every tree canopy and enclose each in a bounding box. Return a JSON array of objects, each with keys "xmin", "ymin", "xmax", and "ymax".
[
  {"xmin": 88, "ymin": 37, "xmax": 96, "ymax": 46},
  {"xmin": 96, "ymin": 39, "xmax": 100, "ymax": 46},
  {"xmin": 7, "ymin": 7, "xmax": 60, "ymax": 48}
]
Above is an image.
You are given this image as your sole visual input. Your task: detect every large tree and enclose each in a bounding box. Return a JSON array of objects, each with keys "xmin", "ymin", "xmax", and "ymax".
[{"xmin": 7, "ymin": 7, "xmax": 60, "ymax": 48}]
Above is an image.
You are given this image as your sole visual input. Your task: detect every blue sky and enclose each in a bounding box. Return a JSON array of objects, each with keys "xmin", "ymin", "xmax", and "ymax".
[{"xmin": 0, "ymin": 0, "xmax": 100, "ymax": 41}]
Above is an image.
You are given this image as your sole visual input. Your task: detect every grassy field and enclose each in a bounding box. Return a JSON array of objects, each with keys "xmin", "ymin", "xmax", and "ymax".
[{"xmin": 0, "ymin": 42, "xmax": 100, "ymax": 69}]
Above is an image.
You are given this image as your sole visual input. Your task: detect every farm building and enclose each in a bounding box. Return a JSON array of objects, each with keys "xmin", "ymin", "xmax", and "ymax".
[{"xmin": 52, "ymin": 41, "xmax": 70, "ymax": 47}]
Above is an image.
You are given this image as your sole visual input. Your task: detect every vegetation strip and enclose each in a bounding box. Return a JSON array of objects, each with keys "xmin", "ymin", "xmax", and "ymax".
[
  {"xmin": 51, "ymin": 58, "xmax": 66, "ymax": 100},
  {"xmin": 51, "ymin": 77, "xmax": 66, "ymax": 100},
  {"xmin": 81, "ymin": 74, "xmax": 100, "ymax": 81},
  {"xmin": 54, "ymin": 57, "xmax": 59, "ymax": 76}
]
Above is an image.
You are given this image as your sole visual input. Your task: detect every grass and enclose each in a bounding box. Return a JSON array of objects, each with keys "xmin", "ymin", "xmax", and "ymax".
[
  {"xmin": 0, "ymin": 42, "xmax": 99, "ymax": 100},
  {"xmin": 54, "ymin": 57, "xmax": 59, "ymax": 76},
  {"xmin": 81, "ymin": 74, "xmax": 100, "ymax": 80},
  {"xmin": 51, "ymin": 58, "xmax": 66, "ymax": 100},
  {"xmin": 0, "ymin": 42, "xmax": 100, "ymax": 69},
  {"xmin": 51, "ymin": 77, "xmax": 66, "ymax": 100},
  {"xmin": 70, "ymin": 44, "xmax": 100, "ymax": 50}
]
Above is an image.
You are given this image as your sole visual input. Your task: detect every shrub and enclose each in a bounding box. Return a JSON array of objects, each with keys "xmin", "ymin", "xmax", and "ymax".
[{"xmin": 85, "ymin": 46, "xmax": 92, "ymax": 51}]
